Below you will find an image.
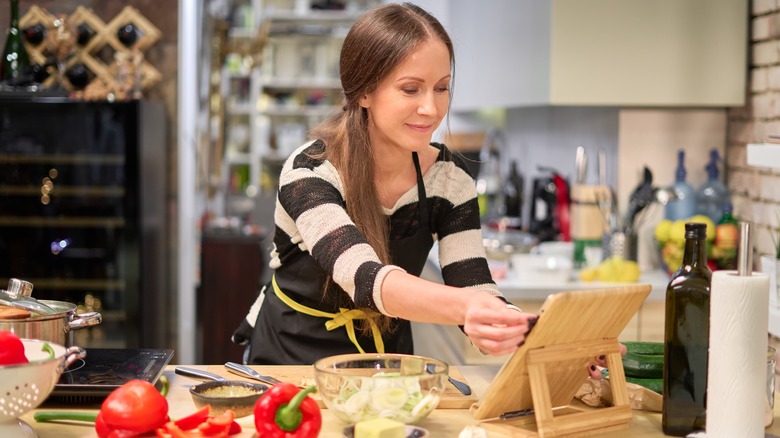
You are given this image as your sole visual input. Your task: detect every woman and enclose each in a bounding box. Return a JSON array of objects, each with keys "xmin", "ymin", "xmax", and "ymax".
[{"xmin": 233, "ymin": 2, "xmax": 536, "ymax": 365}]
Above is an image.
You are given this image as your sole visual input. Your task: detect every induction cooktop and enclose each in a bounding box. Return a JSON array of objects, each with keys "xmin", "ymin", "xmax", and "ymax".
[{"xmin": 49, "ymin": 348, "xmax": 174, "ymax": 402}]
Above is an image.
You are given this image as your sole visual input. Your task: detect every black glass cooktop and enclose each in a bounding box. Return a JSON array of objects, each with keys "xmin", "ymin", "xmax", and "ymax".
[{"xmin": 53, "ymin": 348, "xmax": 174, "ymax": 398}]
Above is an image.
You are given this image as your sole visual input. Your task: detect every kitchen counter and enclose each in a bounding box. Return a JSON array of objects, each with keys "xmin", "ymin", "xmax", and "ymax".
[
  {"xmin": 22, "ymin": 364, "xmax": 780, "ymax": 437},
  {"xmin": 495, "ymin": 268, "xmax": 670, "ymax": 301}
]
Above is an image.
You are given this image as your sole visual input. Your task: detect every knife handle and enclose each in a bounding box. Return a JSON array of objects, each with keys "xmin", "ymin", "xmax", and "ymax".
[
  {"xmin": 225, "ymin": 361, "xmax": 283, "ymax": 385},
  {"xmin": 175, "ymin": 366, "xmax": 227, "ymax": 381}
]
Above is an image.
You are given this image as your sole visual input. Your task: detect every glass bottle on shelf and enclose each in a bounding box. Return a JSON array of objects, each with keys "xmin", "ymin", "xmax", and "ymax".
[
  {"xmin": 664, "ymin": 150, "xmax": 696, "ymax": 221},
  {"xmin": 475, "ymin": 151, "xmax": 501, "ymax": 223},
  {"xmin": 0, "ymin": 0, "xmax": 32, "ymax": 88},
  {"xmin": 662, "ymin": 222, "xmax": 711, "ymax": 436},
  {"xmin": 502, "ymin": 160, "xmax": 524, "ymax": 230},
  {"xmin": 714, "ymin": 203, "xmax": 738, "ymax": 270}
]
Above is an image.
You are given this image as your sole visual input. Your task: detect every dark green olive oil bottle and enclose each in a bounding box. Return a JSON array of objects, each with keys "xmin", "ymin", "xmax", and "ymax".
[{"xmin": 662, "ymin": 222, "xmax": 712, "ymax": 436}]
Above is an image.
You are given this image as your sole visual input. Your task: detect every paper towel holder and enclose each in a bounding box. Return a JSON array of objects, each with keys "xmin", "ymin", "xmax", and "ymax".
[{"xmin": 738, "ymin": 221, "xmax": 752, "ymax": 276}]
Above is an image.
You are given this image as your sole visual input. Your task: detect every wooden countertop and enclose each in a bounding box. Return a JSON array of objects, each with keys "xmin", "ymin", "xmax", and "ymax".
[{"xmin": 20, "ymin": 365, "xmax": 780, "ymax": 437}]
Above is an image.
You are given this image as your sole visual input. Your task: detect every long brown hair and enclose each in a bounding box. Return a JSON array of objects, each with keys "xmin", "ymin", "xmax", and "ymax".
[{"xmin": 309, "ymin": 3, "xmax": 454, "ymax": 331}]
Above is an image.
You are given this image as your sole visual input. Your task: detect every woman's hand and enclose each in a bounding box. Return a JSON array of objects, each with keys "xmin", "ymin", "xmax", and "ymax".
[
  {"xmin": 462, "ymin": 294, "xmax": 537, "ymax": 356},
  {"xmin": 588, "ymin": 343, "xmax": 628, "ymax": 379}
]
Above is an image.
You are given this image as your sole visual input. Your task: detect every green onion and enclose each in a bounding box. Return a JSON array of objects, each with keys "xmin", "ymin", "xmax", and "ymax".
[
  {"xmin": 158, "ymin": 375, "xmax": 169, "ymax": 397},
  {"xmin": 34, "ymin": 411, "xmax": 98, "ymax": 423},
  {"xmin": 41, "ymin": 343, "xmax": 55, "ymax": 359}
]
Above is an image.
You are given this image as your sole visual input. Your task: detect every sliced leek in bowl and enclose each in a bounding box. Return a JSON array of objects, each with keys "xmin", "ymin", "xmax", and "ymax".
[{"xmin": 313, "ymin": 353, "xmax": 447, "ymax": 425}]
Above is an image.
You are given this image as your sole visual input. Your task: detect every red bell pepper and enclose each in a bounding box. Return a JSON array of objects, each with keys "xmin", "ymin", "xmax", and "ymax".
[
  {"xmin": 254, "ymin": 384, "xmax": 321, "ymax": 438},
  {"xmin": 156, "ymin": 408, "xmax": 241, "ymax": 438},
  {"xmin": 98, "ymin": 379, "xmax": 169, "ymax": 437},
  {"xmin": 0, "ymin": 330, "xmax": 29, "ymax": 365},
  {"xmin": 197, "ymin": 409, "xmax": 236, "ymax": 436},
  {"xmin": 174, "ymin": 405, "xmax": 211, "ymax": 431}
]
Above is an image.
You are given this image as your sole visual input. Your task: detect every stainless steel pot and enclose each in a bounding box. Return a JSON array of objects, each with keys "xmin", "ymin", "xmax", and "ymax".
[
  {"xmin": 0, "ymin": 300, "xmax": 101, "ymax": 346},
  {"xmin": 482, "ymin": 227, "xmax": 539, "ymax": 260}
]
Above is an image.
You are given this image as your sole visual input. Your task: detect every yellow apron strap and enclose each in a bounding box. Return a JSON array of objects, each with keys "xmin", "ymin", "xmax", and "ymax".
[{"xmin": 271, "ymin": 275, "xmax": 385, "ymax": 354}]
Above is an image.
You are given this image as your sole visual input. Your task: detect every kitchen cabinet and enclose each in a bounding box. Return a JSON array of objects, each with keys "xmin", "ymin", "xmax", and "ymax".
[
  {"xmin": 198, "ymin": 231, "xmax": 267, "ymax": 364},
  {"xmin": 426, "ymin": 0, "xmax": 747, "ymax": 110},
  {"xmin": 0, "ymin": 98, "xmax": 168, "ymax": 349},
  {"xmin": 416, "ymin": 257, "xmax": 668, "ymax": 365}
]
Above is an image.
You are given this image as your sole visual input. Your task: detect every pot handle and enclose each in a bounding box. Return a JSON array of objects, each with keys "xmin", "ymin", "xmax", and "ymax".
[
  {"xmin": 69, "ymin": 311, "xmax": 102, "ymax": 330},
  {"xmin": 59, "ymin": 345, "xmax": 87, "ymax": 374}
]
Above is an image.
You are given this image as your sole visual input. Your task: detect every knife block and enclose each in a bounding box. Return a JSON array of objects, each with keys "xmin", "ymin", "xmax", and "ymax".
[{"xmin": 471, "ymin": 284, "xmax": 651, "ymax": 437}]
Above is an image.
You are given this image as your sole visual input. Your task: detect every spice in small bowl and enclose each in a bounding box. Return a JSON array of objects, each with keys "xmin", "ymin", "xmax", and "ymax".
[{"xmin": 189, "ymin": 380, "xmax": 267, "ymax": 418}]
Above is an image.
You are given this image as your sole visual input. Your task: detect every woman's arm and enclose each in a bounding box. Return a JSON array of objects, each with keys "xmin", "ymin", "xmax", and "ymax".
[{"xmin": 380, "ymin": 269, "xmax": 534, "ymax": 356}]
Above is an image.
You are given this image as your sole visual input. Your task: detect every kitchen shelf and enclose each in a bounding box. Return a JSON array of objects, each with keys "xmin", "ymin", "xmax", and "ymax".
[
  {"xmin": 262, "ymin": 77, "xmax": 341, "ymax": 89},
  {"xmin": 265, "ymin": 10, "xmax": 363, "ymax": 22},
  {"xmin": 496, "ymin": 269, "xmax": 670, "ymax": 302},
  {"xmin": 212, "ymin": 0, "xmax": 372, "ymax": 210},
  {"xmin": 226, "ymin": 102, "xmax": 255, "ymax": 115},
  {"xmin": 261, "ymin": 105, "xmax": 338, "ymax": 117},
  {"xmin": 2, "ymin": 154, "xmax": 124, "ymax": 164},
  {"xmin": 0, "ymin": 217, "xmax": 126, "ymax": 227},
  {"xmin": 0, "ymin": 186, "xmax": 125, "ymax": 196},
  {"xmin": 747, "ymin": 143, "xmax": 780, "ymax": 170}
]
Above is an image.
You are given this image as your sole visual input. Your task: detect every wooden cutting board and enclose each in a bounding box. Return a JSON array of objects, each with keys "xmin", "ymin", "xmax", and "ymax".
[{"xmin": 205, "ymin": 364, "xmax": 477, "ymax": 409}]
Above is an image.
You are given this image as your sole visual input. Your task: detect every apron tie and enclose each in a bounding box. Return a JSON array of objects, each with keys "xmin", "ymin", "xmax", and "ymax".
[{"xmin": 271, "ymin": 275, "xmax": 385, "ymax": 354}]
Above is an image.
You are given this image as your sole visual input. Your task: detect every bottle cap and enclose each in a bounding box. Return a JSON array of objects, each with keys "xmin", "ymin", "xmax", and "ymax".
[
  {"xmin": 675, "ymin": 150, "xmax": 687, "ymax": 182},
  {"xmin": 706, "ymin": 148, "xmax": 721, "ymax": 180},
  {"xmin": 685, "ymin": 222, "xmax": 707, "ymax": 239}
]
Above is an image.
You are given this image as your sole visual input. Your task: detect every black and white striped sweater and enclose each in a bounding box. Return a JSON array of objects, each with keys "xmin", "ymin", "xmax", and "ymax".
[{"xmin": 268, "ymin": 139, "xmax": 502, "ymax": 316}]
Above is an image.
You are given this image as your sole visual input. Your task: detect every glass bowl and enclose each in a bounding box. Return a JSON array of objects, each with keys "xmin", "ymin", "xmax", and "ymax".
[{"xmin": 313, "ymin": 353, "xmax": 447, "ymax": 425}]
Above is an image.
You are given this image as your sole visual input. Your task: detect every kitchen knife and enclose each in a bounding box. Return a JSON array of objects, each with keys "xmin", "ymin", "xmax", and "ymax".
[
  {"xmin": 225, "ymin": 362, "xmax": 283, "ymax": 386},
  {"xmin": 598, "ymin": 149, "xmax": 607, "ymax": 186},
  {"xmin": 175, "ymin": 366, "xmax": 227, "ymax": 381},
  {"xmin": 575, "ymin": 146, "xmax": 586, "ymax": 184},
  {"xmin": 425, "ymin": 363, "xmax": 472, "ymax": 396}
]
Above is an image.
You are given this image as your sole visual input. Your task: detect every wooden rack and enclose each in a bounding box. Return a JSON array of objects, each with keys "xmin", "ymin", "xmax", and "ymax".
[
  {"xmin": 20, "ymin": 5, "xmax": 161, "ymax": 94},
  {"xmin": 472, "ymin": 284, "xmax": 651, "ymax": 437}
]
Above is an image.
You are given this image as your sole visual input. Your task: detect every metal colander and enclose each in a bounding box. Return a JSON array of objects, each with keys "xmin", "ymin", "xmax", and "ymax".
[{"xmin": 0, "ymin": 339, "xmax": 85, "ymax": 437}]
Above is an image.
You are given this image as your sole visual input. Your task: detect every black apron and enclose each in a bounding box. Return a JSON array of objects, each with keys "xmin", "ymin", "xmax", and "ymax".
[{"xmin": 247, "ymin": 152, "xmax": 434, "ymax": 365}]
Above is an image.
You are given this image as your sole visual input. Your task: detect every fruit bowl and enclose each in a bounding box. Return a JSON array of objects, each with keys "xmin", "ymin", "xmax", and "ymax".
[
  {"xmin": 654, "ymin": 215, "xmax": 738, "ymax": 274},
  {"xmin": 0, "ymin": 339, "xmax": 85, "ymax": 437},
  {"xmin": 313, "ymin": 353, "xmax": 447, "ymax": 425}
]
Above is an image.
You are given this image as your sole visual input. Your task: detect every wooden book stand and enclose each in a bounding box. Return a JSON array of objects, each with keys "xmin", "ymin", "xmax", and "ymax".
[{"xmin": 471, "ymin": 284, "xmax": 652, "ymax": 437}]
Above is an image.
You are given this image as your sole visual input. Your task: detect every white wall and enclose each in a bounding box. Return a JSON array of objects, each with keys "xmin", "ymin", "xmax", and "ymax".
[{"xmin": 503, "ymin": 107, "xmax": 620, "ymax": 228}]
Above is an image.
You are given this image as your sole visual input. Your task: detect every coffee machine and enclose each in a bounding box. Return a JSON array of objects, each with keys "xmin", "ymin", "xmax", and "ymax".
[{"xmin": 529, "ymin": 167, "xmax": 570, "ymax": 242}]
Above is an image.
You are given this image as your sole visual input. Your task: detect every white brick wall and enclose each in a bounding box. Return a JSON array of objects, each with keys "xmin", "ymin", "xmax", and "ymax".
[
  {"xmin": 754, "ymin": 67, "xmax": 770, "ymax": 92},
  {"xmin": 733, "ymin": 6, "xmax": 780, "ymax": 261},
  {"xmin": 753, "ymin": 0, "xmax": 779, "ymax": 16},
  {"xmin": 753, "ymin": 40, "xmax": 780, "ymax": 65}
]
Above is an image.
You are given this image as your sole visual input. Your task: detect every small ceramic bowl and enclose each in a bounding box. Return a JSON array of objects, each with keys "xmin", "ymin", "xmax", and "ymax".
[{"xmin": 189, "ymin": 380, "xmax": 267, "ymax": 418}]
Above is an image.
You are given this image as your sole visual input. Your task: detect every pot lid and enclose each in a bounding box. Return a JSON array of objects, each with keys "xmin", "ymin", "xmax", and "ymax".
[{"xmin": 0, "ymin": 289, "xmax": 59, "ymax": 315}]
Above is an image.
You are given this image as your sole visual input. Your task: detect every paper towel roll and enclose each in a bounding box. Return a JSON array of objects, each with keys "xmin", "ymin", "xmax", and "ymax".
[{"xmin": 706, "ymin": 270, "xmax": 770, "ymax": 437}]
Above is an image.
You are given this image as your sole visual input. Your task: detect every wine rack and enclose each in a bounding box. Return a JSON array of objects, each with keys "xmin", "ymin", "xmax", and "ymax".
[{"xmin": 18, "ymin": 5, "xmax": 162, "ymax": 94}]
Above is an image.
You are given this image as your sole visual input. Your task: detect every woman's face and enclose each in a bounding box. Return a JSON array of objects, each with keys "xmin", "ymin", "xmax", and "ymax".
[{"xmin": 360, "ymin": 37, "xmax": 451, "ymax": 155}]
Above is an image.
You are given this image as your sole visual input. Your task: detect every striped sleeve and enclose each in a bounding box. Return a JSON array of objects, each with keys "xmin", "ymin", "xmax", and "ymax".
[
  {"xmin": 275, "ymin": 142, "xmax": 404, "ymax": 315},
  {"xmin": 428, "ymin": 152, "xmax": 501, "ymax": 296}
]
